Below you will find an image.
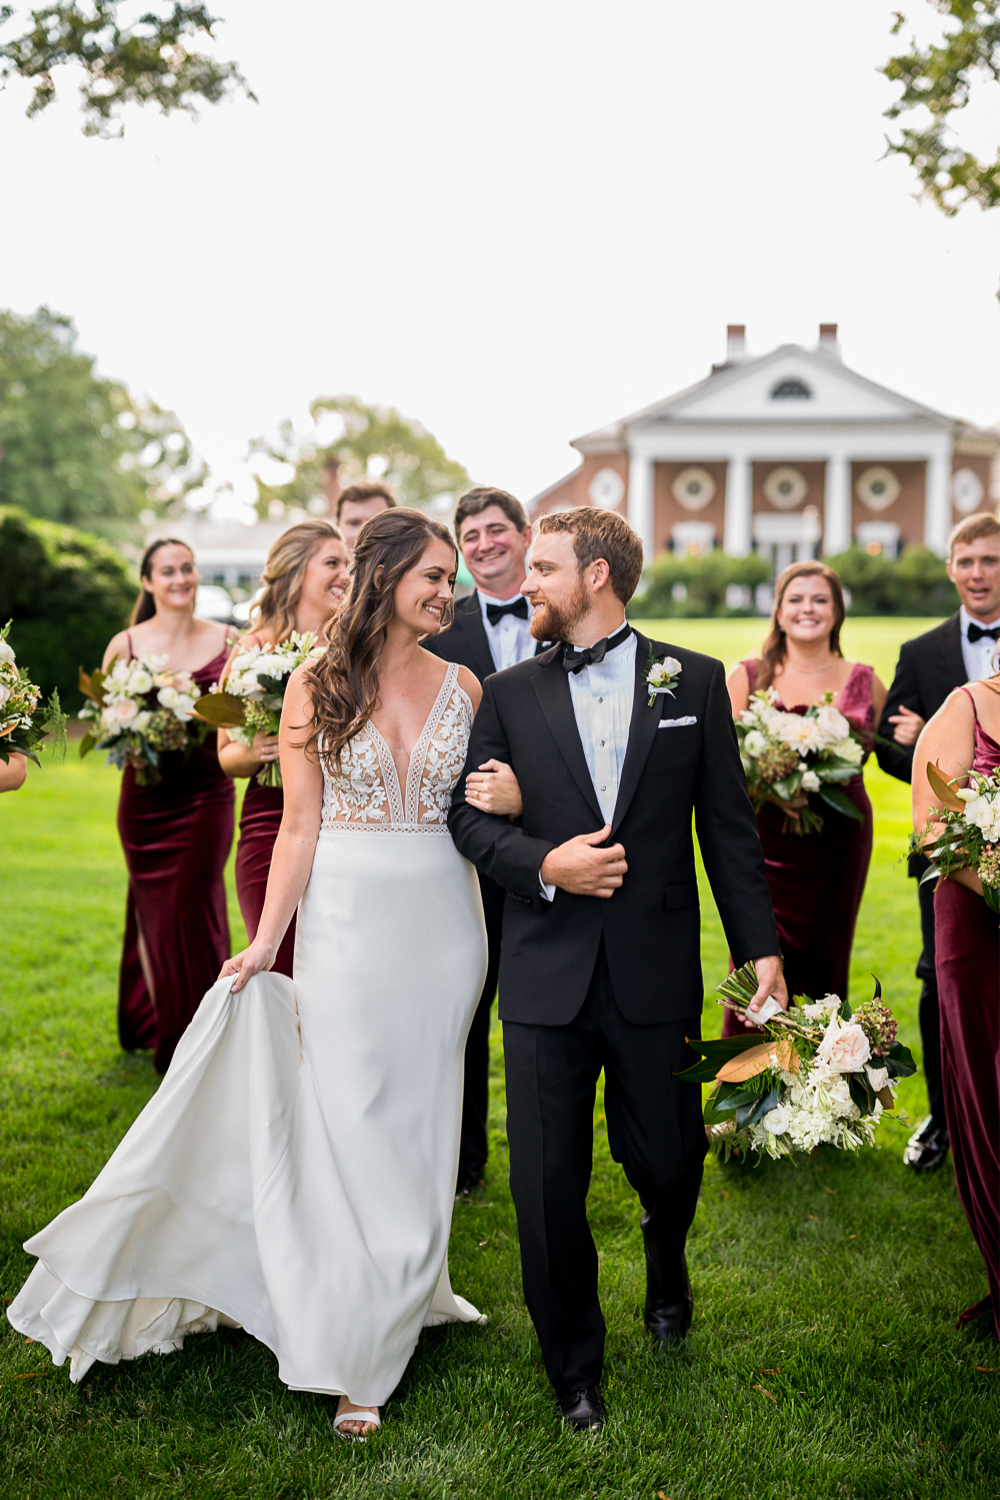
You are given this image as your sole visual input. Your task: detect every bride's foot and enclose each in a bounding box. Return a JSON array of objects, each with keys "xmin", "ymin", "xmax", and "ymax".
[{"xmin": 332, "ymin": 1395, "xmax": 381, "ymax": 1441}]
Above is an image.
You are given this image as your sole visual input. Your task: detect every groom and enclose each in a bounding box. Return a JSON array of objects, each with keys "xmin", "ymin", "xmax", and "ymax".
[{"xmin": 449, "ymin": 507, "xmax": 785, "ymax": 1431}]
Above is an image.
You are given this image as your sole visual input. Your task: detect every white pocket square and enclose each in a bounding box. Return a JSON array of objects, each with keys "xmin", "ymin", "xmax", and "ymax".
[{"xmin": 658, "ymin": 715, "xmax": 697, "ymax": 728}]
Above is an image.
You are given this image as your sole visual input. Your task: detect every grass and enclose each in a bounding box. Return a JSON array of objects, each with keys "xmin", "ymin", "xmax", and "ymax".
[{"xmin": 1, "ymin": 618, "xmax": 996, "ymax": 1500}]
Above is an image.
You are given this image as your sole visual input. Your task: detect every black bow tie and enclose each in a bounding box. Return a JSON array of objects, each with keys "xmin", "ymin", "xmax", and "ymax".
[
  {"xmin": 967, "ymin": 622, "xmax": 1000, "ymax": 644},
  {"xmin": 485, "ymin": 597, "xmax": 529, "ymax": 627},
  {"xmin": 562, "ymin": 626, "xmax": 633, "ymax": 674}
]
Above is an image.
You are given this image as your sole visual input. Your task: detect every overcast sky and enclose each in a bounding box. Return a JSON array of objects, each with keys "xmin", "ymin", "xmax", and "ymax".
[{"xmin": 2, "ymin": 0, "xmax": 998, "ymax": 519}]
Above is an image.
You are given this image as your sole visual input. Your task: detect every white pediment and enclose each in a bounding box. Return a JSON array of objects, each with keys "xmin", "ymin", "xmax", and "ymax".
[{"xmin": 656, "ymin": 348, "xmax": 943, "ymax": 425}]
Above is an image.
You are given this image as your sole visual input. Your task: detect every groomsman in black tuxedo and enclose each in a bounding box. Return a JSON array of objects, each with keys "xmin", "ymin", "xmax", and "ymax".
[
  {"xmin": 426, "ymin": 486, "xmax": 540, "ymax": 1196},
  {"xmin": 449, "ymin": 507, "xmax": 786, "ymax": 1430},
  {"xmin": 876, "ymin": 510, "xmax": 1000, "ymax": 1173}
]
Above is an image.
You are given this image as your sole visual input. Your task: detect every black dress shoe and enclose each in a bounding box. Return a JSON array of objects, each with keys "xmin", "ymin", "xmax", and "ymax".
[
  {"xmin": 559, "ymin": 1385, "xmax": 604, "ymax": 1431},
  {"xmin": 455, "ymin": 1171, "xmax": 483, "ymax": 1200},
  {"xmin": 903, "ymin": 1116, "xmax": 950, "ymax": 1172},
  {"xmin": 642, "ymin": 1225, "xmax": 694, "ymax": 1346}
]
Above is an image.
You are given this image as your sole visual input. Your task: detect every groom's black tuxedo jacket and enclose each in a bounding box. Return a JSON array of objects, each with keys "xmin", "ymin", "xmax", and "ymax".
[
  {"xmin": 875, "ymin": 612, "xmax": 966, "ymax": 785},
  {"xmin": 425, "ymin": 589, "xmax": 545, "ymax": 681},
  {"xmin": 449, "ymin": 631, "xmax": 779, "ymax": 1027}
]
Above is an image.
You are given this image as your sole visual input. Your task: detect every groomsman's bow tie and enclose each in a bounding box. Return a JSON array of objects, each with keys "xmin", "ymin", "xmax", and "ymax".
[
  {"xmin": 967, "ymin": 622, "xmax": 1000, "ymax": 644},
  {"xmin": 562, "ymin": 625, "xmax": 633, "ymax": 674},
  {"xmin": 485, "ymin": 597, "xmax": 530, "ymax": 626}
]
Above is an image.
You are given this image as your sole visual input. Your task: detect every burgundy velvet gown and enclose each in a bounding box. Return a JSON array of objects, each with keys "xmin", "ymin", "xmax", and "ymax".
[
  {"xmin": 117, "ymin": 641, "xmax": 235, "ymax": 1074},
  {"xmin": 723, "ymin": 660, "xmax": 875, "ymax": 1037},
  {"xmin": 229, "ymin": 632, "xmax": 295, "ymax": 977},
  {"xmin": 934, "ymin": 687, "xmax": 1000, "ymax": 1337},
  {"xmin": 235, "ymin": 782, "xmax": 295, "ymax": 978}
]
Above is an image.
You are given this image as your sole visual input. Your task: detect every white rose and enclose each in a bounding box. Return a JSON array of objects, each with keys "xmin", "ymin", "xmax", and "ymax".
[
  {"xmin": 0, "ymin": 640, "xmax": 15, "ymax": 664},
  {"xmin": 110, "ymin": 660, "xmax": 132, "ymax": 686},
  {"xmin": 157, "ymin": 686, "xmax": 179, "ymax": 711},
  {"xmin": 762, "ymin": 1103, "xmax": 790, "ymax": 1135},
  {"xmin": 963, "ymin": 793, "xmax": 1000, "ymax": 842},
  {"xmin": 817, "ymin": 1019, "xmax": 871, "ymax": 1073},
  {"xmin": 131, "ymin": 710, "xmax": 151, "ymax": 733},
  {"xmin": 834, "ymin": 736, "xmax": 864, "ymax": 765},
  {"xmin": 865, "ymin": 1064, "xmax": 889, "ymax": 1092},
  {"xmin": 114, "ymin": 698, "xmax": 140, "ymax": 725},
  {"xmin": 815, "ymin": 702, "xmax": 850, "ymax": 745},
  {"xmin": 800, "ymin": 769, "xmax": 821, "ymax": 791},
  {"xmin": 129, "ymin": 668, "xmax": 153, "ymax": 695},
  {"xmin": 743, "ymin": 730, "xmax": 767, "ymax": 756},
  {"xmin": 661, "ymin": 656, "xmax": 682, "ymax": 678},
  {"xmin": 172, "ymin": 693, "xmax": 196, "ymax": 722}
]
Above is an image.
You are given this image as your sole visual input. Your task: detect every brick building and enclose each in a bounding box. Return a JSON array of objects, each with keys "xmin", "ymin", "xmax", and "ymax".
[{"xmin": 532, "ymin": 325, "xmax": 998, "ymax": 572}]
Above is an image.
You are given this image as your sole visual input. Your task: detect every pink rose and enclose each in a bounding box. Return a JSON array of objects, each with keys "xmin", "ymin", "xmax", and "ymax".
[{"xmin": 817, "ymin": 1020, "xmax": 871, "ymax": 1073}]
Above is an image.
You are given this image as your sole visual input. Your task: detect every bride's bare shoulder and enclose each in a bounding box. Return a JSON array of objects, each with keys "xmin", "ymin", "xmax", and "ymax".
[{"xmin": 455, "ymin": 664, "xmax": 482, "ymax": 711}]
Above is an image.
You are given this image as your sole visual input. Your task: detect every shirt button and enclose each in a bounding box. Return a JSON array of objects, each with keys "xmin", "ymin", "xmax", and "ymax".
[
  {"xmin": 600, "ymin": 739, "xmax": 605, "ymax": 746},
  {"xmin": 598, "ymin": 696, "xmax": 603, "ymax": 703},
  {"xmin": 600, "ymin": 784, "xmax": 606, "ymax": 792}
]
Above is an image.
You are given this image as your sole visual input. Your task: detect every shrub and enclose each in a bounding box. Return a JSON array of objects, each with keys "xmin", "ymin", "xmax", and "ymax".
[
  {"xmin": 0, "ymin": 506, "xmax": 136, "ymax": 708},
  {"xmin": 826, "ymin": 545, "xmax": 959, "ymax": 616},
  {"xmin": 629, "ymin": 550, "xmax": 772, "ymax": 618}
]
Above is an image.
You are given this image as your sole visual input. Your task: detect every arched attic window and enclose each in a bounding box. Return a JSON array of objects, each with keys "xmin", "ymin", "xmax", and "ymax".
[{"xmin": 770, "ymin": 378, "xmax": 812, "ymax": 400}]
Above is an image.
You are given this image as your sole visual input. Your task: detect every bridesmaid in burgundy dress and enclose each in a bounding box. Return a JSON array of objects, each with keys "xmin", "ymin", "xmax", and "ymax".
[
  {"xmin": 913, "ymin": 674, "xmax": 1000, "ymax": 1338},
  {"xmin": 103, "ymin": 540, "xmax": 238, "ymax": 1073},
  {"xmin": 724, "ymin": 561, "xmax": 888, "ymax": 1033},
  {"xmin": 217, "ymin": 520, "xmax": 349, "ymax": 977}
]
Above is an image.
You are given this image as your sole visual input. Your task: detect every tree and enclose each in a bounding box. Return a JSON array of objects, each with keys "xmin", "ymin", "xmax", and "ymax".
[
  {"xmin": 0, "ymin": 306, "xmax": 206, "ymax": 539},
  {"xmin": 0, "ymin": 2, "xmax": 252, "ymax": 136},
  {"xmin": 882, "ymin": 3, "xmax": 1000, "ymax": 214},
  {"xmin": 249, "ymin": 396, "xmax": 473, "ymax": 522},
  {"xmin": 0, "ymin": 505, "xmax": 137, "ymax": 707}
]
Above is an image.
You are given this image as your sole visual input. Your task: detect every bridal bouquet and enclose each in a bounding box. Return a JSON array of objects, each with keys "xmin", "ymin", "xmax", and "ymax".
[
  {"xmin": 736, "ymin": 689, "xmax": 866, "ymax": 834},
  {"xmin": 78, "ymin": 655, "xmax": 206, "ymax": 786},
  {"xmin": 0, "ymin": 623, "xmax": 67, "ymax": 765},
  {"xmin": 194, "ymin": 633, "xmax": 325, "ymax": 787},
  {"xmin": 677, "ymin": 963, "xmax": 915, "ymax": 1162},
  {"xmin": 914, "ymin": 761, "xmax": 1000, "ymax": 913}
]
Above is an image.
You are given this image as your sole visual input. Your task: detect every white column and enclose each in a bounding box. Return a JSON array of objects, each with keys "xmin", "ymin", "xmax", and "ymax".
[
  {"xmin": 823, "ymin": 454, "xmax": 852, "ymax": 555},
  {"xmin": 627, "ymin": 451, "xmax": 655, "ymax": 562},
  {"xmin": 723, "ymin": 454, "xmax": 752, "ymax": 557},
  {"xmin": 925, "ymin": 451, "xmax": 951, "ymax": 557}
]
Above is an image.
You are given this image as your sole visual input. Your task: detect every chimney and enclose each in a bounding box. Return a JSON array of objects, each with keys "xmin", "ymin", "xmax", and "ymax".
[
  {"xmin": 726, "ymin": 324, "xmax": 747, "ymax": 363},
  {"xmin": 818, "ymin": 323, "xmax": 840, "ymax": 357}
]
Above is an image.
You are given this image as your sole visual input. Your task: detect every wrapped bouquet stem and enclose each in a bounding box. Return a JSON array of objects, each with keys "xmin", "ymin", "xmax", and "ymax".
[{"xmin": 678, "ymin": 963, "xmax": 916, "ymax": 1161}]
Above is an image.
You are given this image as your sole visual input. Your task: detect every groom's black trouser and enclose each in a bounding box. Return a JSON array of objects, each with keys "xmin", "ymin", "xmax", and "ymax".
[{"xmin": 503, "ymin": 939, "xmax": 707, "ymax": 1398}]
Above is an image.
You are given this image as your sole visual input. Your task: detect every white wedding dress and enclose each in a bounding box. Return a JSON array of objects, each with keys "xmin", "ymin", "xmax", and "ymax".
[{"xmin": 8, "ymin": 662, "xmax": 488, "ymax": 1407}]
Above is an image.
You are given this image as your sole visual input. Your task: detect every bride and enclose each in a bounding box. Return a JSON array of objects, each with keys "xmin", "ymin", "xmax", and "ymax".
[{"xmin": 8, "ymin": 508, "xmax": 492, "ymax": 1440}]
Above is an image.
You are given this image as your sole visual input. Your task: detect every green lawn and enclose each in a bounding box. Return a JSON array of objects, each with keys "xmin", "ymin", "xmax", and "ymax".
[{"xmin": 1, "ymin": 618, "xmax": 996, "ymax": 1500}]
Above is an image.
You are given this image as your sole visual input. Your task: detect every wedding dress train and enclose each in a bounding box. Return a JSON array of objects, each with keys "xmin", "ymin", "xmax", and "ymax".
[{"xmin": 9, "ymin": 662, "xmax": 488, "ymax": 1406}]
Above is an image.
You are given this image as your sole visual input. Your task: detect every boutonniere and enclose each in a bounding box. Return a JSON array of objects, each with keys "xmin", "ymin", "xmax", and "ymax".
[{"xmin": 646, "ymin": 647, "xmax": 682, "ymax": 707}]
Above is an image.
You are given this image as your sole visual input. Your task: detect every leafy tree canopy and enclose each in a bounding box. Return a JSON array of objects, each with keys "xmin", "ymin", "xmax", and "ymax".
[
  {"xmin": 0, "ymin": 504, "xmax": 136, "ymax": 706},
  {"xmin": 249, "ymin": 396, "xmax": 473, "ymax": 523},
  {"xmin": 0, "ymin": 305, "xmax": 205, "ymax": 539},
  {"xmin": 883, "ymin": 2, "xmax": 1000, "ymax": 214},
  {"xmin": 0, "ymin": 2, "xmax": 252, "ymax": 136}
]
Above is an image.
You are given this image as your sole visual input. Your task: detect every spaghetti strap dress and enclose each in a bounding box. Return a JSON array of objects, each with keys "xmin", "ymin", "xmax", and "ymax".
[
  {"xmin": 723, "ymin": 660, "xmax": 875, "ymax": 1035},
  {"xmin": 933, "ymin": 685, "xmax": 1000, "ymax": 1337},
  {"xmin": 117, "ymin": 636, "xmax": 235, "ymax": 1074},
  {"xmin": 231, "ymin": 635, "xmax": 295, "ymax": 978}
]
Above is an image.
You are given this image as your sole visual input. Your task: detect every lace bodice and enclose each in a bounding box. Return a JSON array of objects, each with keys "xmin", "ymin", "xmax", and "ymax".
[{"xmin": 320, "ymin": 662, "xmax": 473, "ymax": 833}]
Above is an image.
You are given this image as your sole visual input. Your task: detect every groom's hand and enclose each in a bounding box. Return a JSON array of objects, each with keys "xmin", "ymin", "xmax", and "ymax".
[
  {"xmin": 540, "ymin": 825, "xmax": 627, "ymax": 899},
  {"xmin": 737, "ymin": 954, "xmax": 788, "ymax": 1028}
]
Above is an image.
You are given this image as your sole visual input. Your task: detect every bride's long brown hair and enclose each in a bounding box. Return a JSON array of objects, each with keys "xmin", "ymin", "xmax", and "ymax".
[
  {"xmin": 304, "ymin": 507, "xmax": 458, "ymax": 771},
  {"xmin": 755, "ymin": 560, "xmax": 847, "ymax": 691}
]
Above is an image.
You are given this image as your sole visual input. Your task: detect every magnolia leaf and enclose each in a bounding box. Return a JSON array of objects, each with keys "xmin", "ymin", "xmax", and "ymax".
[
  {"xmin": 735, "ymin": 1084, "xmax": 780, "ymax": 1130},
  {"xmin": 716, "ymin": 1042, "xmax": 773, "ymax": 1082},
  {"xmin": 927, "ymin": 761, "xmax": 964, "ymax": 812},
  {"xmin": 192, "ymin": 692, "xmax": 246, "ymax": 728},
  {"xmin": 877, "ymin": 1086, "xmax": 895, "ymax": 1110},
  {"xmin": 817, "ymin": 786, "xmax": 865, "ymax": 821},
  {"xmin": 886, "ymin": 1041, "xmax": 917, "ymax": 1078},
  {"xmin": 78, "ymin": 730, "xmax": 97, "ymax": 758},
  {"xmin": 79, "ymin": 665, "xmax": 104, "ymax": 702}
]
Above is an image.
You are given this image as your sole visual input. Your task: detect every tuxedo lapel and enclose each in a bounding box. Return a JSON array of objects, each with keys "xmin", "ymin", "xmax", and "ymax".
[
  {"xmin": 939, "ymin": 613, "xmax": 966, "ymax": 691},
  {"xmin": 610, "ymin": 632, "xmax": 662, "ymax": 836},
  {"xmin": 456, "ymin": 592, "xmax": 497, "ymax": 682},
  {"xmin": 530, "ymin": 656, "xmax": 605, "ymax": 824}
]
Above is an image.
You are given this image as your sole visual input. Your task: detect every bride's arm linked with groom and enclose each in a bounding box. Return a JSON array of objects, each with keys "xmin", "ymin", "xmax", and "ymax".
[{"xmin": 449, "ymin": 504, "xmax": 787, "ymax": 1430}]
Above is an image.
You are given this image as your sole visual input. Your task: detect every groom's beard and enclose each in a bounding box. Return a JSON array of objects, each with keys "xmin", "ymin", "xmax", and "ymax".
[{"xmin": 529, "ymin": 579, "xmax": 589, "ymax": 643}]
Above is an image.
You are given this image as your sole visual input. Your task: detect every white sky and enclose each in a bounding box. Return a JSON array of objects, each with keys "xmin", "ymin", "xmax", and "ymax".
[{"xmin": 2, "ymin": 0, "xmax": 999, "ymax": 519}]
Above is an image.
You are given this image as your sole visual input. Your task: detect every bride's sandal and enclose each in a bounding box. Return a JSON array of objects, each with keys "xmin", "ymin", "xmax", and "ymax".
[{"xmin": 332, "ymin": 1400, "xmax": 381, "ymax": 1442}]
